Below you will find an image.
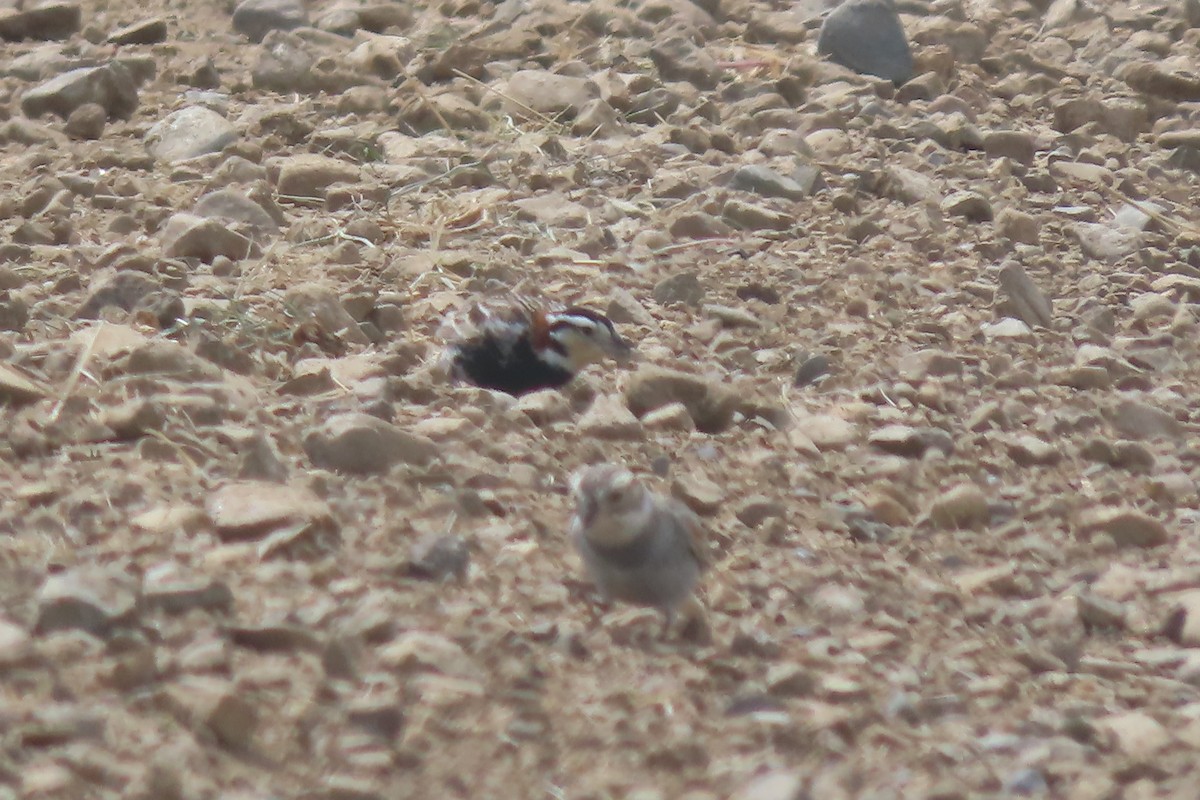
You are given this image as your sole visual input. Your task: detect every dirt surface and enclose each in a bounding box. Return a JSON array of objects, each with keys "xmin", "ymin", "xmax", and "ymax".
[{"xmin": 2, "ymin": 0, "xmax": 1200, "ymax": 797}]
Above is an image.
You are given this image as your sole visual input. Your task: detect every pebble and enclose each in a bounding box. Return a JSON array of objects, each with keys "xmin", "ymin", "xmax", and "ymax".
[
  {"xmin": 1095, "ymin": 711, "xmax": 1172, "ymax": 759},
  {"xmin": 722, "ymin": 198, "xmax": 792, "ymax": 231},
  {"xmin": 232, "ymin": 0, "xmax": 308, "ymax": 42},
  {"xmin": 0, "ymin": 1, "xmax": 81, "ymax": 41},
  {"xmin": 193, "ymin": 187, "xmax": 280, "ymax": 236},
  {"xmin": 206, "ymin": 481, "xmax": 332, "ymax": 540},
  {"xmin": 284, "ymin": 283, "xmax": 370, "ymax": 345},
  {"xmin": 997, "ymin": 261, "xmax": 1052, "ymax": 328},
  {"xmin": 20, "ymin": 62, "xmax": 138, "ymax": 120},
  {"xmin": 926, "ymin": 483, "xmax": 989, "ymax": 529},
  {"xmin": 817, "ymin": 0, "xmax": 913, "ymax": 85},
  {"xmin": 1077, "ymin": 507, "xmax": 1169, "ymax": 548},
  {"xmin": 1108, "ymin": 399, "xmax": 1182, "ymax": 440},
  {"xmin": 145, "ymin": 106, "xmax": 238, "ymax": 162},
  {"xmin": 276, "ymin": 153, "xmax": 361, "ymax": 199},
  {"xmin": 501, "ymin": 70, "xmax": 599, "ymax": 119},
  {"xmin": 652, "ymin": 271, "xmax": 705, "ymax": 307},
  {"xmin": 625, "ymin": 367, "xmax": 738, "ymax": 434},
  {"xmin": 35, "ymin": 567, "xmax": 139, "ymax": 637},
  {"xmin": 304, "ymin": 413, "xmax": 438, "ymax": 474},
  {"xmin": 577, "ymin": 394, "xmax": 643, "ymax": 440},
  {"xmin": 649, "ymin": 36, "xmax": 721, "ymax": 90},
  {"xmin": 941, "ymin": 190, "xmax": 993, "ymax": 222},
  {"xmin": 730, "ymin": 165, "xmax": 813, "ymax": 201},
  {"xmin": 405, "ymin": 533, "xmax": 470, "ymax": 582},
  {"xmin": 64, "ymin": 103, "xmax": 107, "ymax": 140},
  {"xmin": 160, "ymin": 213, "xmax": 254, "ymax": 262},
  {"xmin": 0, "ymin": 618, "xmax": 32, "ymax": 666},
  {"xmin": 107, "ymin": 17, "xmax": 167, "ymax": 44},
  {"xmin": 643, "ymin": 401, "xmax": 695, "ymax": 431},
  {"xmin": 1164, "ymin": 591, "xmax": 1200, "ymax": 647},
  {"xmin": 166, "ymin": 676, "xmax": 258, "ymax": 750},
  {"xmin": 793, "ymin": 414, "xmax": 856, "ymax": 451}
]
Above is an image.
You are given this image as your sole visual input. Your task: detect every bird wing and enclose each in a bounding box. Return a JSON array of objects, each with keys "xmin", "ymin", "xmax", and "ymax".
[{"xmin": 666, "ymin": 498, "xmax": 711, "ymax": 571}]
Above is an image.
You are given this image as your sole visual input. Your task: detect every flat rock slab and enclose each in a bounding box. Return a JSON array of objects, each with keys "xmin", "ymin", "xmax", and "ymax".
[{"xmin": 206, "ymin": 481, "xmax": 333, "ymax": 541}]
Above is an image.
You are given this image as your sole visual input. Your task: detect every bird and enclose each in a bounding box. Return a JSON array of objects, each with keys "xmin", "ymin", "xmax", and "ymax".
[
  {"xmin": 440, "ymin": 296, "xmax": 633, "ymax": 396},
  {"xmin": 568, "ymin": 463, "xmax": 709, "ymax": 639}
]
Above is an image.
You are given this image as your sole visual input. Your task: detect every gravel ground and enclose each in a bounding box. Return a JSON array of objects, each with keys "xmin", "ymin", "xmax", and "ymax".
[{"xmin": 2, "ymin": 0, "xmax": 1200, "ymax": 797}]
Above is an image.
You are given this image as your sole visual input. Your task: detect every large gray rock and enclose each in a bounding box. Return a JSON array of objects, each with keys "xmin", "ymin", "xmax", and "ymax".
[
  {"xmin": 817, "ymin": 0, "xmax": 913, "ymax": 85},
  {"xmin": 145, "ymin": 106, "xmax": 238, "ymax": 162},
  {"xmin": 20, "ymin": 62, "xmax": 138, "ymax": 119},
  {"xmin": 0, "ymin": 1, "xmax": 81, "ymax": 41}
]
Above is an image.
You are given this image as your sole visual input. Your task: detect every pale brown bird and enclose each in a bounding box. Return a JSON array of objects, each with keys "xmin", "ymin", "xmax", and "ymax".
[{"xmin": 568, "ymin": 463, "xmax": 709, "ymax": 637}]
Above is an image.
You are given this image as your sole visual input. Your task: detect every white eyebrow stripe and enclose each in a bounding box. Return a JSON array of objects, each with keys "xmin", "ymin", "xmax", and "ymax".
[{"xmin": 553, "ymin": 315, "xmax": 601, "ymax": 329}]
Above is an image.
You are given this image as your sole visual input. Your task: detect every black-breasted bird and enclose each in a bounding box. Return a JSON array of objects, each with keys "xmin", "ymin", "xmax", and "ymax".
[{"xmin": 442, "ymin": 297, "xmax": 632, "ymax": 396}]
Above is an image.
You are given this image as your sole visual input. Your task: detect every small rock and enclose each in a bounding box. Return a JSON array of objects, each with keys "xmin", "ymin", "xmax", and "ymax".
[
  {"xmin": 142, "ymin": 563, "xmax": 235, "ymax": 614},
  {"xmin": 730, "ymin": 164, "xmax": 814, "ymax": 201},
  {"xmin": 625, "ymin": 367, "xmax": 739, "ymax": 434},
  {"xmin": 982, "ymin": 317, "xmax": 1032, "ymax": 340},
  {"xmin": 35, "ymin": 566, "xmax": 139, "ymax": 637},
  {"xmin": 193, "ymin": 188, "xmax": 280, "ymax": 236},
  {"xmin": 737, "ymin": 497, "xmax": 786, "ymax": 528},
  {"xmin": 793, "ymin": 414, "xmax": 857, "ymax": 451},
  {"xmin": 379, "ymin": 630, "xmax": 480, "ymax": 679},
  {"xmin": 64, "ymin": 102, "xmax": 106, "ymax": 140},
  {"xmin": 653, "ymin": 272, "xmax": 705, "ymax": 307},
  {"xmin": 1163, "ymin": 591, "xmax": 1200, "ymax": 647},
  {"xmin": 1095, "ymin": 711, "xmax": 1172, "ymax": 759},
  {"xmin": 897, "ymin": 349, "xmax": 961, "ymax": 382},
  {"xmin": 941, "ymin": 190, "xmax": 993, "ymax": 222},
  {"xmin": 926, "ymin": 483, "xmax": 989, "ymax": 529},
  {"xmin": 166, "ymin": 676, "xmax": 258, "ymax": 750},
  {"xmin": 1109, "ymin": 399, "xmax": 1182, "ymax": 440},
  {"xmin": 284, "ymin": 284, "xmax": 370, "ymax": 345},
  {"xmin": 869, "ymin": 425, "xmax": 953, "ymax": 458},
  {"xmin": 160, "ymin": 213, "xmax": 254, "ymax": 262},
  {"xmin": 1072, "ymin": 222, "xmax": 1141, "ymax": 263},
  {"xmin": 0, "ymin": 361, "xmax": 50, "ymax": 404},
  {"xmin": 232, "ymin": 0, "xmax": 308, "ymax": 42},
  {"xmin": 20, "ymin": 62, "xmax": 138, "ymax": 120},
  {"xmin": 0, "ymin": 1, "xmax": 81, "ymax": 41},
  {"xmin": 765, "ymin": 663, "xmax": 815, "ymax": 697},
  {"xmin": 729, "ymin": 772, "xmax": 804, "ymax": 800},
  {"xmin": 1077, "ymin": 507, "xmax": 1169, "ymax": 548},
  {"xmin": 722, "ymin": 198, "xmax": 792, "ymax": 231},
  {"xmin": 983, "ymin": 130, "xmax": 1036, "ymax": 165},
  {"xmin": 405, "ymin": 533, "xmax": 470, "ymax": 582},
  {"xmin": 1118, "ymin": 61, "xmax": 1200, "ymax": 103},
  {"xmin": 0, "ymin": 617, "xmax": 32, "ymax": 666},
  {"xmin": 145, "ymin": 106, "xmax": 238, "ymax": 162},
  {"xmin": 671, "ymin": 475, "xmax": 726, "ymax": 516},
  {"xmin": 642, "ymin": 402, "xmax": 695, "ymax": 432},
  {"xmin": 997, "ymin": 261, "xmax": 1052, "ymax": 327},
  {"xmin": 1006, "ymin": 435, "xmax": 1059, "ymax": 466},
  {"xmin": 500, "ymin": 70, "xmax": 599, "ymax": 119},
  {"xmin": 817, "ymin": 0, "xmax": 913, "ymax": 85},
  {"xmin": 1076, "ymin": 592, "xmax": 1126, "ymax": 630},
  {"xmin": 206, "ymin": 481, "xmax": 332, "ymax": 541},
  {"xmin": 107, "ymin": 17, "xmax": 167, "ymax": 44},
  {"xmin": 649, "ymin": 35, "xmax": 721, "ymax": 89},
  {"xmin": 515, "ymin": 390, "xmax": 572, "ymax": 426},
  {"xmin": 276, "ymin": 153, "xmax": 361, "ymax": 199},
  {"xmin": 577, "ymin": 394, "xmax": 643, "ymax": 440},
  {"xmin": 304, "ymin": 413, "xmax": 437, "ymax": 474}
]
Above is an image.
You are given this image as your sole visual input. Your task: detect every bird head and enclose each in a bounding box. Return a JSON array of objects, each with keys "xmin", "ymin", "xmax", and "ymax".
[
  {"xmin": 570, "ymin": 463, "xmax": 654, "ymax": 547},
  {"xmin": 539, "ymin": 307, "xmax": 634, "ymax": 373}
]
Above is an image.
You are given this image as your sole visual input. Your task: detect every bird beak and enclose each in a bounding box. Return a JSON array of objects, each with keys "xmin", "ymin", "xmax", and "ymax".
[{"xmin": 609, "ymin": 335, "xmax": 636, "ymax": 365}]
